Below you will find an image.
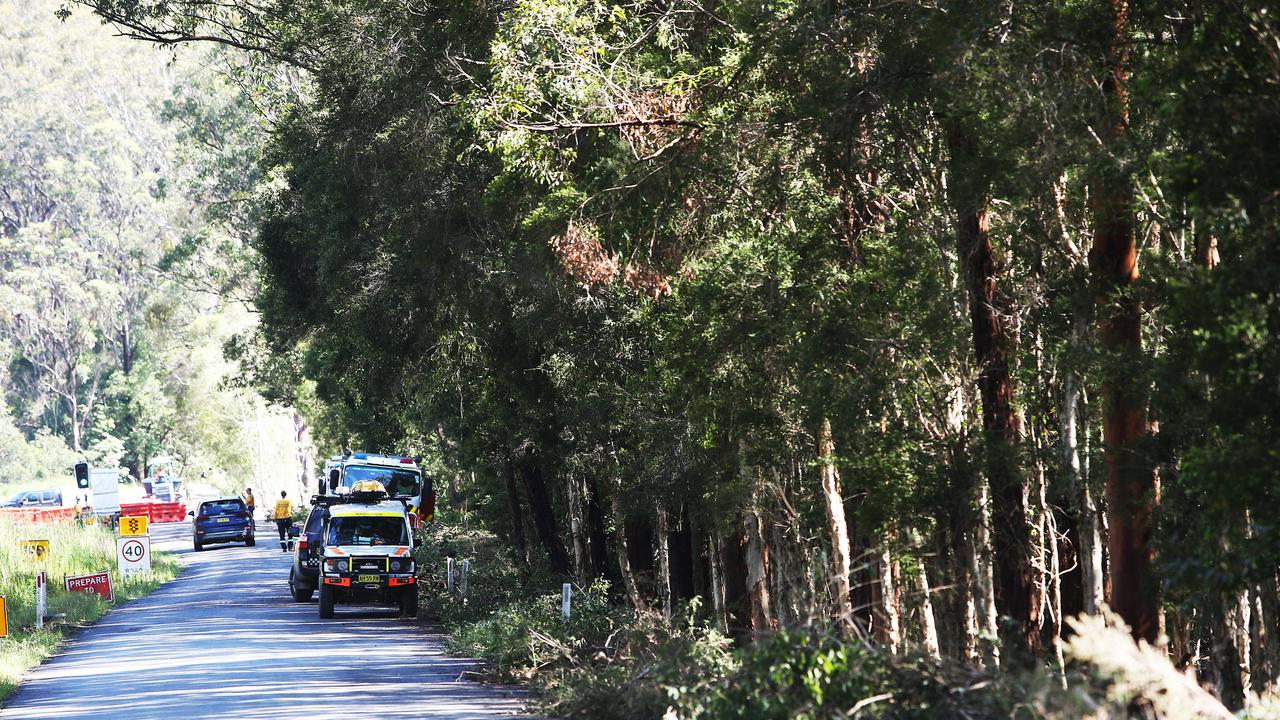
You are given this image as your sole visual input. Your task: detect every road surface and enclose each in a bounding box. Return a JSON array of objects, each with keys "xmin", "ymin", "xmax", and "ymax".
[{"xmin": 1, "ymin": 522, "xmax": 536, "ymax": 720}]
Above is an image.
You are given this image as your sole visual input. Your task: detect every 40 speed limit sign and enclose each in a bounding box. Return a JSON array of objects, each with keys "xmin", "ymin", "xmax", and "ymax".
[{"xmin": 116, "ymin": 535, "xmax": 152, "ymax": 578}]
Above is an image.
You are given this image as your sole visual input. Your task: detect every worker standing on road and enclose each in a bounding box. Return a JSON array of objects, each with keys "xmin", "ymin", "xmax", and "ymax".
[
  {"xmin": 273, "ymin": 491, "xmax": 293, "ymax": 552},
  {"xmin": 242, "ymin": 488, "xmax": 256, "ymax": 523}
]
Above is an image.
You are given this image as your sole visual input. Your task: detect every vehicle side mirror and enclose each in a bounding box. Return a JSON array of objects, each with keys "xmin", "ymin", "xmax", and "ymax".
[
  {"xmin": 288, "ymin": 527, "xmax": 301, "ymax": 538},
  {"xmin": 328, "ymin": 468, "xmax": 340, "ymax": 493},
  {"xmin": 187, "ymin": 511, "xmax": 194, "ymax": 517}
]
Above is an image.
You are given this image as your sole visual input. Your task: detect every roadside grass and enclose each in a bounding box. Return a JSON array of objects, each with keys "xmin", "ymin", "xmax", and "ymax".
[{"xmin": 0, "ymin": 519, "xmax": 181, "ymax": 704}]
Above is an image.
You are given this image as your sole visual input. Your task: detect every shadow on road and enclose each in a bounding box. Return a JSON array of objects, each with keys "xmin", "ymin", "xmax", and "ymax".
[{"xmin": 1, "ymin": 523, "xmax": 536, "ymax": 720}]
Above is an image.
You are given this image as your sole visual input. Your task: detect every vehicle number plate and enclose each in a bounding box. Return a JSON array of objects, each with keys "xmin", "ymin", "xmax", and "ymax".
[
  {"xmin": 216, "ymin": 517, "xmax": 230, "ymax": 523},
  {"xmin": 357, "ymin": 574, "xmax": 381, "ymax": 584}
]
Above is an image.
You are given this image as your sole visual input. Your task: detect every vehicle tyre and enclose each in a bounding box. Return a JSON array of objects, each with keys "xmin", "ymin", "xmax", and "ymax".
[
  {"xmin": 319, "ymin": 583, "xmax": 334, "ymax": 618},
  {"xmin": 289, "ymin": 568, "xmax": 314, "ymax": 603},
  {"xmin": 193, "ymin": 541, "xmax": 203, "ymax": 552},
  {"xmin": 245, "ymin": 535, "xmax": 256, "ymax": 547},
  {"xmin": 399, "ymin": 587, "xmax": 418, "ymax": 618}
]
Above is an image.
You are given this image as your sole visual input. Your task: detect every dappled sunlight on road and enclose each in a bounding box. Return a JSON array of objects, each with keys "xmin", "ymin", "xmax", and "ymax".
[{"xmin": 1, "ymin": 523, "xmax": 534, "ymax": 720}]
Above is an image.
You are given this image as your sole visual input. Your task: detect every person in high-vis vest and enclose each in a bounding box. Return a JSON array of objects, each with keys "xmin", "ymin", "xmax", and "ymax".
[{"xmin": 273, "ymin": 491, "xmax": 293, "ymax": 552}]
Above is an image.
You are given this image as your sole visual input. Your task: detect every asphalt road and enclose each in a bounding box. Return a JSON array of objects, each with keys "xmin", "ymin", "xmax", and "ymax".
[{"xmin": 1, "ymin": 522, "xmax": 536, "ymax": 720}]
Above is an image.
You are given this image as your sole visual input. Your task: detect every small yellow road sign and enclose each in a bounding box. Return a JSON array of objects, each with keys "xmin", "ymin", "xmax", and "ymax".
[
  {"xmin": 119, "ymin": 515, "xmax": 148, "ymax": 537},
  {"xmin": 20, "ymin": 540, "xmax": 49, "ymax": 560},
  {"xmin": 0, "ymin": 594, "xmax": 7, "ymax": 637}
]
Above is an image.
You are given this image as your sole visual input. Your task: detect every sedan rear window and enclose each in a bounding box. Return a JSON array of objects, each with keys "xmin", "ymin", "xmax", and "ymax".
[{"xmin": 201, "ymin": 500, "xmax": 246, "ymax": 515}]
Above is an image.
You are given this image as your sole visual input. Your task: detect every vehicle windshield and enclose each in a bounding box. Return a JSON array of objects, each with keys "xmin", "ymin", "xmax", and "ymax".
[
  {"xmin": 342, "ymin": 465, "xmax": 421, "ymax": 497},
  {"xmin": 327, "ymin": 516, "xmax": 408, "ymax": 546},
  {"xmin": 201, "ymin": 500, "xmax": 245, "ymax": 516},
  {"xmin": 4, "ymin": 490, "xmax": 30, "ymax": 504}
]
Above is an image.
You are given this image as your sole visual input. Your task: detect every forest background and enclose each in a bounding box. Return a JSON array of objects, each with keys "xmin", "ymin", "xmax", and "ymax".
[
  {"xmin": 5, "ymin": 0, "xmax": 1280, "ymax": 717},
  {"xmin": 0, "ymin": 0, "xmax": 309, "ymax": 503}
]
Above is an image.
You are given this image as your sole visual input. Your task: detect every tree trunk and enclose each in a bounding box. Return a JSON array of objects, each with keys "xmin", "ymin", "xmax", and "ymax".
[
  {"xmin": 656, "ymin": 502, "xmax": 672, "ymax": 621},
  {"xmin": 502, "ymin": 456, "xmax": 529, "ymax": 566},
  {"xmin": 568, "ymin": 474, "xmax": 588, "ymax": 582},
  {"xmin": 1063, "ymin": 309, "xmax": 1105, "ymax": 615},
  {"xmin": 1089, "ymin": 0, "xmax": 1160, "ymax": 644},
  {"xmin": 292, "ymin": 409, "xmax": 311, "ymax": 495},
  {"xmin": 917, "ymin": 560, "xmax": 942, "ymax": 660},
  {"xmin": 611, "ymin": 490, "xmax": 647, "ymax": 612},
  {"xmin": 120, "ymin": 322, "xmax": 133, "ymax": 375},
  {"xmin": 874, "ymin": 539, "xmax": 901, "ymax": 653},
  {"xmin": 1213, "ymin": 605, "xmax": 1245, "ymax": 710},
  {"xmin": 708, "ymin": 528, "xmax": 728, "ymax": 633},
  {"xmin": 970, "ymin": 479, "xmax": 1000, "ymax": 668},
  {"xmin": 1235, "ymin": 589, "xmax": 1252, "ymax": 698},
  {"xmin": 818, "ymin": 417, "xmax": 856, "ymax": 635},
  {"xmin": 743, "ymin": 505, "xmax": 773, "ymax": 636},
  {"xmin": 1254, "ymin": 574, "xmax": 1280, "ymax": 695},
  {"xmin": 513, "ymin": 442, "xmax": 571, "ymax": 577},
  {"xmin": 949, "ymin": 125, "xmax": 1040, "ymax": 658}
]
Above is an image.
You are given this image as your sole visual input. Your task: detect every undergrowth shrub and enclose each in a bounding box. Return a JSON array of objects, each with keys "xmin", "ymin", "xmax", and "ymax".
[
  {"xmin": 414, "ymin": 521, "xmax": 530, "ymax": 624},
  {"xmin": 418, "ymin": 521, "xmax": 1280, "ymax": 719}
]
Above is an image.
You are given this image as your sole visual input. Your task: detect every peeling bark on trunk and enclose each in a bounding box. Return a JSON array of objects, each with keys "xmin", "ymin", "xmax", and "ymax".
[
  {"xmin": 1213, "ymin": 607, "xmax": 1245, "ymax": 711},
  {"xmin": 1235, "ymin": 590, "xmax": 1252, "ymax": 697},
  {"xmin": 875, "ymin": 540, "xmax": 901, "ymax": 653},
  {"xmin": 1090, "ymin": 0, "xmax": 1160, "ymax": 644},
  {"xmin": 918, "ymin": 561, "xmax": 942, "ymax": 660},
  {"xmin": 708, "ymin": 528, "xmax": 728, "ymax": 633},
  {"xmin": 818, "ymin": 417, "xmax": 856, "ymax": 635},
  {"xmin": 656, "ymin": 502, "xmax": 672, "ymax": 621},
  {"xmin": 743, "ymin": 505, "xmax": 773, "ymax": 636},
  {"xmin": 949, "ymin": 125, "xmax": 1040, "ymax": 658}
]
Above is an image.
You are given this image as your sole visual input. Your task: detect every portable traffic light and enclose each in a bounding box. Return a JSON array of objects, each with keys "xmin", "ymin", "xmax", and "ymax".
[{"xmin": 74, "ymin": 461, "xmax": 90, "ymax": 489}]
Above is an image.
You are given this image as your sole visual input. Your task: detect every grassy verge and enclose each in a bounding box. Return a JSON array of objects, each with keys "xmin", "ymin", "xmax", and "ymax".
[{"xmin": 0, "ymin": 519, "xmax": 181, "ymax": 704}]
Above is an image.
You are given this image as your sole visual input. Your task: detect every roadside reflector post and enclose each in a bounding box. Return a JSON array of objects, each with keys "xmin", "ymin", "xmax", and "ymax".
[
  {"xmin": 445, "ymin": 557, "xmax": 455, "ymax": 594},
  {"xmin": 561, "ymin": 583, "xmax": 571, "ymax": 621},
  {"xmin": 35, "ymin": 570, "xmax": 47, "ymax": 629},
  {"xmin": 459, "ymin": 560, "xmax": 469, "ymax": 597},
  {"xmin": 0, "ymin": 594, "xmax": 8, "ymax": 637}
]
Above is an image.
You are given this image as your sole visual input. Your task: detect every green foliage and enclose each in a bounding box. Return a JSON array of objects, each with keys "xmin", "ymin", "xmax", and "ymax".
[
  {"xmin": 676, "ymin": 631, "xmax": 969, "ymax": 720},
  {"xmin": 60, "ymin": 0, "xmax": 1280, "ymax": 713}
]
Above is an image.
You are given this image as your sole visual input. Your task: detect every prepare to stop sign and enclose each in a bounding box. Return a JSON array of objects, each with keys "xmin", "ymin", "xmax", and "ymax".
[{"xmin": 115, "ymin": 535, "xmax": 151, "ymax": 577}]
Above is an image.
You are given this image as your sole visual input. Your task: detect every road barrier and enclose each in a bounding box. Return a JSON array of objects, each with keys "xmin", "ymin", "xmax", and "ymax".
[
  {"xmin": 0, "ymin": 507, "xmax": 78, "ymax": 524},
  {"xmin": 118, "ymin": 501, "xmax": 187, "ymax": 524},
  {"xmin": 0, "ymin": 502, "xmax": 184, "ymax": 525}
]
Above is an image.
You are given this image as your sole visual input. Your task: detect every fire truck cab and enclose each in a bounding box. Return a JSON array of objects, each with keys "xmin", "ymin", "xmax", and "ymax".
[{"xmin": 325, "ymin": 451, "xmax": 435, "ymax": 524}]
